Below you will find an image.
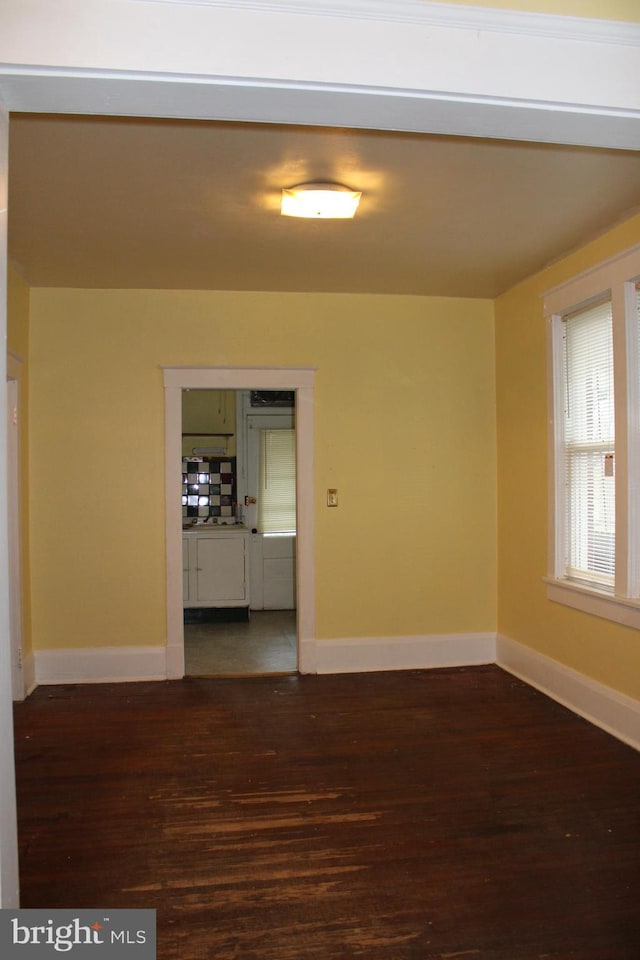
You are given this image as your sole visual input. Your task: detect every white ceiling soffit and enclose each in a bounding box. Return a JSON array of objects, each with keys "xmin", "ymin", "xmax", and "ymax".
[
  {"xmin": 138, "ymin": 0, "xmax": 640, "ymax": 44},
  {"xmin": 0, "ymin": 0, "xmax": 639, "ymax": 151}
]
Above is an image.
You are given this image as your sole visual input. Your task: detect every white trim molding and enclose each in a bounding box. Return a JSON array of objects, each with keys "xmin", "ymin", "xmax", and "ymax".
[
  {"xmin": 34, "ymin": 646, "xmax": 169, "ymax": 685},
  {"xmin": 22, "ymin": 651, "xmax": 37, "ymax": 698},
  {"xmin": 30, "ymin": 632, "xmax": 497, "ymax": 682},
  {"xmin": 544, "ymin": 577, "xmax": 640, "ymax": 630},
  {"xmin": 26, "ymin": 631, "xmax": 640, "ymax": 752},
  {"xmin": 136, "ymin": 0, "xmax": 640, "ymax": 45},
  {"xmin": 543, "ymin": 242, "xmax": 640, "ymax": 304},
  {"xmin": 312, "ymin": 632, "xmax": 496, "ymax": 675},
  {"xmin": 497, "ymin": 633, "xmax": 640, "ymax": 752},
  {"xmin": 544, "ymin": 243, "xmax": 640, "ymax": 624},
  {"xmin": 163, "ymin": 366, "xmax": 316, "ymax": 678},
  {"xmin": 2, "ymin": 1, "xmax": 640, "ymax": 152},
  {"xmin": 6, "ymin": 354, "xmax": 25, "ymax": 702},
  {"xmin": 0, "ymin": 94, "xmax": 19, "ymax": 910}
]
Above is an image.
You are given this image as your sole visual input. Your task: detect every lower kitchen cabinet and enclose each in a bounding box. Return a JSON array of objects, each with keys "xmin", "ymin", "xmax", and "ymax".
[{"xmin": 183, "ymin": 527, "xmax": 249, "ymax": 608}]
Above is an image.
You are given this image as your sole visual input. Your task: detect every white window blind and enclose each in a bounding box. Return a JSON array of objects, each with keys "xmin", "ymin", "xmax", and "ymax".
[
  {"xmin": 258, "ymin": 428, "xmax": 296, "ymax": 534},
  {"xmin": 563, "ymin": 299, "xmax": 615, "ymax": 587}
]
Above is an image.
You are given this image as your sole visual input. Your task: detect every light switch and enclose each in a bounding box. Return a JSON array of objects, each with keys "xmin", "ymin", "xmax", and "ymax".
[{"xmin": 327, "ymin": 488, "xmax": 338, "ymax": 507}]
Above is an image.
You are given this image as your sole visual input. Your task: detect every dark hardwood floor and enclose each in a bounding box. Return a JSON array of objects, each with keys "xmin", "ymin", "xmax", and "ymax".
[{"xmin": 13, "ymin": 666, "xmax": 640, "ymax": 960}]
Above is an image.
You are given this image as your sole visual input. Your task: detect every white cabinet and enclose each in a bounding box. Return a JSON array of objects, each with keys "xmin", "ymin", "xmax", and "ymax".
[
  {"xmin": 183, "ymin": 527, "xmax": 249, "ymax": 608},
  {"xmin": 183, "ymin": 536, "xmax": 190, "ymax": 601},
  {"xmin": 249, "ymin": 534, "xmax": 296, "ymax": 610}
]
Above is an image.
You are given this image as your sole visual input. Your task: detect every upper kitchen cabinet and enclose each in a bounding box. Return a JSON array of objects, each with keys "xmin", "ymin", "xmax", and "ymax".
[{"xmin": 182, "ymin": 389, "xmax": 237, "ymax": 458}]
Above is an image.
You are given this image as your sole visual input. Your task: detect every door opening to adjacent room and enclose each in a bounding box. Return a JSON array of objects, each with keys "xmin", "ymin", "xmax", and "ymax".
[
  {"xmin": 181, "ymin": 388, "xmax": 297, "ymax": 677},
  {"xmin": 163, "ymin": 365, "xmax": 315, "ymax": 681}
]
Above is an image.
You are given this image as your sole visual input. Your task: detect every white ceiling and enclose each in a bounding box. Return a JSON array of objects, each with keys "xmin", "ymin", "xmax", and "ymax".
[{"xmin": 8, "ymin": 113, "xmax": 640, "ymax": 299}]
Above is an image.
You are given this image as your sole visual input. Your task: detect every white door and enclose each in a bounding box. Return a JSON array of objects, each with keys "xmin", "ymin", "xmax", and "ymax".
[{"xmin": 246, "ymin": 414, "xmax": 296, "ymax": 610}]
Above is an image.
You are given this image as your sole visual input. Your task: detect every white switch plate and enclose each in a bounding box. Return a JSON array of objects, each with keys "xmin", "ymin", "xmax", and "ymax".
[{"xmin": 327, "ymin": 488, "xmax": 338, "ymax": 507}]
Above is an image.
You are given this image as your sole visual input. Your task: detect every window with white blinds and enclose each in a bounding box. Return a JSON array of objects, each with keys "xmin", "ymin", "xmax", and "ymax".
[
  {"xmin": 545, "ymin": 244, "xmax": 640, "ymax": 628},
  {"xmin": 257, "ymin": 428, "xmax": 296, "ymax": 535},
  {"xmin": 562, "ymin": 301, "xmax": 615, "ymax": 587}
]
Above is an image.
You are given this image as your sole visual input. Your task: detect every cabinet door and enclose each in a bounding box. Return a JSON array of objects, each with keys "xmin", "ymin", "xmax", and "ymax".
[
  {"xmin": 195, "ymin": 536, "xmax": 246, "ymax": 602},
  {"xmin": 263, "ymin": 535, "xmax": 296, "ymax": 609},
  {"xmin": 183, "ymin": 537, "xmax": 190, "ymax": 601}
]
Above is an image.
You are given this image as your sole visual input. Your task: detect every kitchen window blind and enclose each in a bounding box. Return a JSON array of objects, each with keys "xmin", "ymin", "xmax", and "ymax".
[{"xmin": 258, "ymin": 428, "xmax": 296, "ymax": 534}]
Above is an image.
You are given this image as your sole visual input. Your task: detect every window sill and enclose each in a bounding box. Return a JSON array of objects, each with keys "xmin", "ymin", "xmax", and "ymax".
[{"xmin": 544, "ymin": 577, "xmax": 640, "ymax": 629}]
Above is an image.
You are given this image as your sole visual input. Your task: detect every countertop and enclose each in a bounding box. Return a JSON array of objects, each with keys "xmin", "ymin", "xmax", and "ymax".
[{"xmin": 182, "ymin": 523, "xmax": 248, "ymax": 534}]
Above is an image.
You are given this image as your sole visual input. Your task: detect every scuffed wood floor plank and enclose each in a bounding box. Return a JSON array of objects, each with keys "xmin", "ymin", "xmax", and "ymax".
[{"xmin": 13, "ymin": 666, "xmax": 640, "ymax": 959}]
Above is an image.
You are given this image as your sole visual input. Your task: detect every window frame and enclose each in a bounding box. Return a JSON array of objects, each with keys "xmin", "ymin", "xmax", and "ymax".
[
  {"xmin": 258, "ymin": 426, "xmax": 297, "ymax": 536},
  {"xmin": 560, "ymin": 298, "xmax": 616, "ymax": 588},
  {"xmin": 545, "ymin": 243, "xmax": 640, "ymax": 628}
]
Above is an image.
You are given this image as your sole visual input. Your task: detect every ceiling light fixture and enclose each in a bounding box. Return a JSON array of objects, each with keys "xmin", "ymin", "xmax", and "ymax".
[{"xmin": 281, "ymin": 182, "xmax": 362, "ymax": 219}]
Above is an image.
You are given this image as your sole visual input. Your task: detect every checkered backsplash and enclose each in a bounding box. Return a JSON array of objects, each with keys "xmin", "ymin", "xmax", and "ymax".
[{"xmin": 182, "ymin": 457, "xmax": 237, "ymax": 520}]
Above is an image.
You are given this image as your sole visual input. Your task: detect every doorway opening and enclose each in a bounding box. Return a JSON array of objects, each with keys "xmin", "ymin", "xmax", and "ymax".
[
  {"xmin": 163, "ymin": 366, "xmax": 316, "ymax": 680},
  {"xmin": 181, "ymin": 388, "xmax": 297, "ymax": 676}
]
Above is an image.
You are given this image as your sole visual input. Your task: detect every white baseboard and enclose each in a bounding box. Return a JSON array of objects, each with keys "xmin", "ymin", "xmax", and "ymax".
[
  {"xmin": 30, "ymin": 633, "xmax": 496, "ymax": 684},
  {"xmin": 496, "ymin": 634, "xmax": 640, "ymax": 752},
  {"xmin": 23, "ymin": 650, "xmax": 36, "ymax": 697},
  {"xmin": 26, "ymin": 633, "xmax": 640, "ymax": 753},
  {"xmin": 11, "ymin": 651, "xmax": 37, "ymax": 702},
  {"xmin": 165, "ymin": 643, "xmax": 185, "ymax": 680},
  {"xmin": 313, "ymin": 632, "xmax": 497, "ymax": 675},
  {"xmin": 34, "ymin": 646, "xmax": 168, "ymax": 685}
]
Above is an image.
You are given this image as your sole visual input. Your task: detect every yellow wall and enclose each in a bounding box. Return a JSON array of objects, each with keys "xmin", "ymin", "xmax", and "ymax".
[
  {"xmin": 28, "ymin": 289, "xmax": 497, "ymax": 651},
  {"xmin": 7, "ymin": 265, "xmax": 32, "ymax": 659},
  {"xmin": 496, "ymin": 211, "xmax": 640, "ymax": 701},
  {"xmin": 428, "ymin": 1, "xmax": 640, "ymax": 21},
  {"xmin": 22, "ymin": 208, "xmax": 640, "ymax": 701},
  {"xmin": 7, "ymin": 266, "xmax": 29, "ymax": 358}
]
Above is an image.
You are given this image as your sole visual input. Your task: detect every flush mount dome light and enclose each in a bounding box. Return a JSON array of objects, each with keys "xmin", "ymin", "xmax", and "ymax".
[{"xmin": 281, "ymin": 182, "xmax": 362, "ymax": 219}]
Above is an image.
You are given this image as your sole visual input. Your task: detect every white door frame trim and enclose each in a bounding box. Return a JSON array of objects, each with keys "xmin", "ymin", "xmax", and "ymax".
[
  {"xmin": 163, "ymin": 366, "xmax": 316, "ymax": 677},
  {"xmin": 0, "ymin": 93, "xmax": 19, "ymax": 908},
  {"xmin": 6, "ymin": 353, "xmax": 25, "ymax": 702}
]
